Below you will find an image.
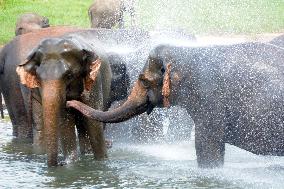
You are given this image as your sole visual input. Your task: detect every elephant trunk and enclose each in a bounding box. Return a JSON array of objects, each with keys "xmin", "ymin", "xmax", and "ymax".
[
  {"xmin": 42, "ymin": 80, "xmax": 65, "ymax": 167},
  {"xmin": 67, "ymin": 81, "xmax": 149, "ymax": 123}
]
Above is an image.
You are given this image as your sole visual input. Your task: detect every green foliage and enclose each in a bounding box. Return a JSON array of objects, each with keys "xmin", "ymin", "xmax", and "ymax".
[
  {"xmin": 0, "ymin": 0, "xmax": 93, "ymax": 44},
  {"xmin": 0, "ymin": 0, "xmax": 283, "ymax": 45}
]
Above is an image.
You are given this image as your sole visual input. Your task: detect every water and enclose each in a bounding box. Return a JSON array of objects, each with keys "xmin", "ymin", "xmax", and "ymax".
[{"xmin": 1, "ymin": 113, "xmax": 284, "ymax": 189}]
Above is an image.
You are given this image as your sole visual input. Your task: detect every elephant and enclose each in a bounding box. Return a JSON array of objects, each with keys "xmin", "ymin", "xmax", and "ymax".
[
  {"xmin": 107, "ymin": 52, "xmax": 130, "ymax": 106},
  {"xmin": 88, "ymin": 0, "xmax": 136, "ymax": 29},
  {"xmin": 269, "ymin": 34, "xmax": 284, "ymax": 48},
  {"xmin": 0, "ymin": 84, "xmax": 4, "ymax": 119},
  {"xmin": 15, "ymin": 13, "xmax": 50, "ymax": 36},
  {"xmin": 16, "ymin": 33, "xmax": 113, "ymax": 167},
  {"xmin": 0, "ymin": 47, "xmax": 3, "ymax": 119},
  {"xmin": 1, "ymin": 27, "xmax": 148, "ymax": 166},
  {"xmin": 0, "ymin": 26, "xmax": 81, "ymax": 139},
  {"xmin": 67, "ymin": 42, "xmax": 284, "ymax": 168}
]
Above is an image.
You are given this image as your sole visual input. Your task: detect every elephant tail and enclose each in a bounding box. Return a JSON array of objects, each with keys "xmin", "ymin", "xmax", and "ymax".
[
  {"xmin": 0, "ymin": 46, "xmax": 4, "ymax": 119},
  {"xmin": 0, "ymin": 89, "xmax": 4, "ymax": 119}
]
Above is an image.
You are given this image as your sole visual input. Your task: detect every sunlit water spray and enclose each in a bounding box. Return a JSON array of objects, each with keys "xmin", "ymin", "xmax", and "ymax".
[{"xmin": 1, "ymin": 5, "xmax": 284, "ymax": 186}]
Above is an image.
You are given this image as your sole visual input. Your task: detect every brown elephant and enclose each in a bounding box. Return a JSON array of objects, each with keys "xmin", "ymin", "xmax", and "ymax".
[
  {"xmin": 0, "ymin": 26, "xmax": 81, "ymax": 139},
  {"xmin": 67, "ymin": 43, "xmax": 284, "ymax": 168},
  {"xmin": 15, "ymin": 13, "xmax": 50, "ymax": 36},
  {"xmin": 88, "ymin": 0, "xmax": 135, "ymax": 29},
  {"xmin": 16, "ymin": 32, "xmax": 114, "ymax": 166}
]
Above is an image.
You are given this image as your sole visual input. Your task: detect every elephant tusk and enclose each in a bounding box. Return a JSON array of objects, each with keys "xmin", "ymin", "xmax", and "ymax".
[{"xmin": 162, "ymin": 63, "xmax": 171, "ymax": 107}]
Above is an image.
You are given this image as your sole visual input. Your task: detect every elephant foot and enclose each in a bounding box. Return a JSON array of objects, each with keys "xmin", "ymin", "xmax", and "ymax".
[
  {"xmin": 64, "ymin": 150, "xmax": 79, "ymax": 164},
  {"xmin": 59, "ymin": 161, "xmax": 67, "ymax": 166},
  {"xmin": 105, "ymin": 139, "xmax": 112, "ymax": 149}
]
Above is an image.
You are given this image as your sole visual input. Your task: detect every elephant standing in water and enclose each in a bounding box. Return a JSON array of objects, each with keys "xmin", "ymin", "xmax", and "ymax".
[
  {"xmin": 0, "ymin": 27, "xmax": 80, "ymax": 139},
  {"xmin": 16, "ymin": 32, "xmax": 113, "ymax": 166},
  {"xmin": 68, "ymin": 42, "xmax": 284, "ymax": 168},
  {"xmin": 88, "ymin": 0, "xmax": 135, "ymax": 29},
  {"xmin": 15, "ymin": 13, "xmax": 50, "ymax": 36}
]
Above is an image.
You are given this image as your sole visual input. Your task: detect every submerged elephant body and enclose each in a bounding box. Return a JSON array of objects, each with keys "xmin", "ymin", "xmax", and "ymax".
[{"xmin": 68, "ymin": 42, "xmax": 284, "ymax": 168}]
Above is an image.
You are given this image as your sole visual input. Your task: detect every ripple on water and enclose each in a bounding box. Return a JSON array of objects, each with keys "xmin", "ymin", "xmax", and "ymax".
[{"xmin": 1, "ymin": 120, "xmax": 284, "ymax": 188}]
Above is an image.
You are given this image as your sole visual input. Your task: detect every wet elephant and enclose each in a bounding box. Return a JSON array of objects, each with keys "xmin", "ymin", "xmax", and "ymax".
[
  {"xmin": 0, "ymin": 83, "xmax": 4, "ymax": 119},
  {"xmin": 269, "ymin": 34, "xmax": 284, "ymax": 48},
  {"xmin": 67, "ymin": 42, "xmax": 284, "ymax": 168},
  {"xmin": 15, "ymin": 32, "xmax": 114, "ymax": 166},
  {"xmin": 88, "ymin": 0, "xmax": 135, "ymax": 29},
  {"xmin": 0, "ymin": 26, "xmax": 81, "ymax": 139},
  {"xmin": 0, "ymin": 46, "xmax": 3, "ymax": 119},
  {"xmin": 15, "ymin": 13, "xmax": 50, "ymax": 36}
]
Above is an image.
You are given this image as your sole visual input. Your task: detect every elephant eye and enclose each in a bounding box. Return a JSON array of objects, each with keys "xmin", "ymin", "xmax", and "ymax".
[
  {"xmin": 161, "ymin": 67, "xmax": 165, "ymax": 74},
  {"xmin": 65, "ymin": 72, "xmax": 73, "ymax": 80}
]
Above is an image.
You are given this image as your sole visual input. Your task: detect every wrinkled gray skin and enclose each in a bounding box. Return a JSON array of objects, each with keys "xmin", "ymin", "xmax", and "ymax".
[
  {"xmin": 15, "ymin": 13, "xmax": 50, "ymax": 36},
  {"xmin": 67, "ymin": 42, "xmax": 284, "ymax": 168},
  {"xmin": 17, "ymin": 34, "xmax": 112, "ymax": 167},
  {"xmin": 0, "ymin": 27, "xmax": 80, "ymax": 139},
  {"xmin": 1, "ymin": 27, "xmax": 140, "ymax": 167},
  {"xmin": 88, "ymin": 0, "xmax": 135, "ymax": 29}
]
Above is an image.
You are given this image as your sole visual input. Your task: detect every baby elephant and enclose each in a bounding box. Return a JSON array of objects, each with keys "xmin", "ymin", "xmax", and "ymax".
[
  {"xmin": 15, "ymin": 13, "xmax": 50, "ymax": 36},
  {"xmin": 88, "ymin": 0, "xmax": 135, "ymax": 29}
]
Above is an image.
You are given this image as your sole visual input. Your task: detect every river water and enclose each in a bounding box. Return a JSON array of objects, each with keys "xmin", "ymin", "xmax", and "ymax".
[{"xmin": 0, "ymin": 110, "xmax": 283, "ymax": 189}]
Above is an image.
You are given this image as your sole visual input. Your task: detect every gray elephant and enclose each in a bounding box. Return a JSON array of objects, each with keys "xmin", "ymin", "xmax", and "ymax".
[
  {"xmin": 67, "ymin": 42, "xmax": 284, "ymax": 168},
  {"xmin": 15, "ymin": 13, "xmax": 50, "ymax": 36},
  {"xmin": 0, "ymin": 26, "xmax": 80, "ymax": 138},
  {"xmin": 16, "ymin": 33, "xmax": 112, "ymax": 167},
  {"xmin": 88, "ymin": 0, "xmax": 135, "ymax": 29},
  {"xmin": 1, "ymin": 27, "xmax": 147, "ymax": 166}
]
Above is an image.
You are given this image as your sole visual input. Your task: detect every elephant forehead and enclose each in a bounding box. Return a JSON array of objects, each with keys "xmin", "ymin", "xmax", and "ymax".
[
  {"xmin": 39, "ymin": 38, "xmax": 78, "ymax": 53},
  {"xmin": 37, "ymin": 60, "xmax": 70, "ymax": 80}
]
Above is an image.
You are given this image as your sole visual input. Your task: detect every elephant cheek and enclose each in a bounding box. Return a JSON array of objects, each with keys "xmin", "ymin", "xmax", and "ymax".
[{"xmin": 41, "ymin": 80, "xmax": 66, "ymax": 166}]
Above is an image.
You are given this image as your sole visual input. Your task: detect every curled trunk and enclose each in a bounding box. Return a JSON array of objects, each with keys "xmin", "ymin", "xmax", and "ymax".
[{"xmin": 67, "ymin": 81, "xmax": 149, "ymax": 123}]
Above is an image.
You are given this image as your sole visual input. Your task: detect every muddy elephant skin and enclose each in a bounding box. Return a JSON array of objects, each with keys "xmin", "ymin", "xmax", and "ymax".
[
  {"xmin": 15, "ymin": 13, "xmax": 50, "ymax": 36},
  {"xmin": 67, "ymin": 42, "xmax": 284, "ymax": 168}
]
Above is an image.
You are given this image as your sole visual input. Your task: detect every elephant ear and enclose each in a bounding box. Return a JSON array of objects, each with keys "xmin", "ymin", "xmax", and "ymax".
[
  {"xmin": 16, "ymin": 49, "xmax": 40, "ymax": 88},
  {"xmin": 82, "ymin": 49, "xmax": 101, "ymax": 91}
]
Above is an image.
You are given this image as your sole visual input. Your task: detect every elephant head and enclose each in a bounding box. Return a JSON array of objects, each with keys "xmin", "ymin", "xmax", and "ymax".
[
  {"xmin": 15, "ymin": 13, "xmax": 50, "ymax": 36},
  {"xmin": 16, "ymin": 38, "xmax": 102, "ymax": 166},
  {"xmin": 88, "ymin": 0, "xmax": 123, "ymax": 29},
  {"xmin": 67, "ymin": 46, "xmax": 172, "ymax": 123}
]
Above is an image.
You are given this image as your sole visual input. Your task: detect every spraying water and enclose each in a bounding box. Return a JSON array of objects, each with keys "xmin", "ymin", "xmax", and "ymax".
[{"xmin": 1, "ymin": 0, "xmax": 284, "ymax": 187}]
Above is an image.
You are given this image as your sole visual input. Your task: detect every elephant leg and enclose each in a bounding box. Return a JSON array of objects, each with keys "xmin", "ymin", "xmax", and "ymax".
[
  {"xmin": 75, "ymin": 116, "xmax": 92, "ymax": 155},
  {"xmin": 195, "ymin": 120, "xmax": 225, "ymax": 168},
  {"xmin": 85, "ymin": 118, "xmax": 107, "ymax": 159},
  {"xmin": 31, "ymin": 91, "xmax": 45, "ymax": 154},
  {"xmin": 59, "ymin": 111, "xmax": 77, "ymax": 162},
  {"xmin": 81, "ymin": 77, "xmax": 107, "ymax": 159}
]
